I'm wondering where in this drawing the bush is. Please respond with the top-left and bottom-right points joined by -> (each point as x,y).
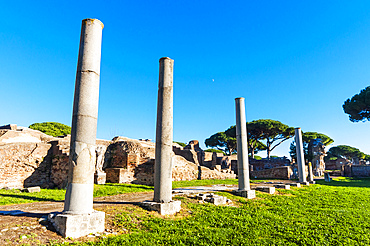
29,122 -> 71,137
204,149 -> 225,155
173,141 -> 187,147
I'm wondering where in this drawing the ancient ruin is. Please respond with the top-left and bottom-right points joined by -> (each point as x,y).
234,97 -> 255,199
49,18 -> 105,238
295,128 -> 309,185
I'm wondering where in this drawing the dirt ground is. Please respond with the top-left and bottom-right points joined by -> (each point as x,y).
0,192 -> 154,245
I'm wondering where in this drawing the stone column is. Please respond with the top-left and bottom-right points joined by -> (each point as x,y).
295,127 -> 307,184
142,57 -> 180,215
154,57 -> 174,203
49,18 -> 105,238
234,97 -> 255,199
308,162 -> 315,184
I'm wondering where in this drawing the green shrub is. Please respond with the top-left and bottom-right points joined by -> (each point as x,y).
29,122 -> 71,137
173,141 -> 187,147
204,149 -> 225,155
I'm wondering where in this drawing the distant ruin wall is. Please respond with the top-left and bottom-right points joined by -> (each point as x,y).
249,158 -> 290,171
250,166 -> 293,180
351,165 -> 370,177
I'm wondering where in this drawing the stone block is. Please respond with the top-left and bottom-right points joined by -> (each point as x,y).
48,210 -> 105,238
141,200 -> 181,215
255,186 -> 275,194
300,181 -> 310,186
309,181 -> 316,184
22,186 -> 41,193
234,189 -> 256,199
274,184 -> 290,190
204,195 -> 227,205
94,172 -> 106,184
289,183 -> 301,188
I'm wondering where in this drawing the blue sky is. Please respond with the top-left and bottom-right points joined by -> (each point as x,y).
1,1 -> 370,157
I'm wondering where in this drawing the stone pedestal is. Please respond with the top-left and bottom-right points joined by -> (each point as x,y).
94,172 -> 106,184
300,181 -> 310,186
289,183 -> 301,188
234,189 -> 256,199
255,186 -> 275,194
309,181 -> 316,184
49,210 -> 105,238
274,184 -> 290,190
141,200 -> 181,215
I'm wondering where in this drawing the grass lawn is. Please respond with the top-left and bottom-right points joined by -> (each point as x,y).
51,177 -> 369,245
0,179 -> 262,205
2,178 -> 370,245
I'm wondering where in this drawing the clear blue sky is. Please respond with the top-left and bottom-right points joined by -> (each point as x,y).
1,1 -> 370,158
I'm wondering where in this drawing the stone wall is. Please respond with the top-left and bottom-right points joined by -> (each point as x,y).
350,165 -> 370,177
249,158 -> 290,171
250,166 -> 293,179
0,142 -> 52,188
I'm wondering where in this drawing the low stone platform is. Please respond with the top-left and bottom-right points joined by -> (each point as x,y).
289,183 -> 301,188
141,200 -> 181,215
274,184 -> 290,190
255,186 -> 275,194
48,210 -> 105,238
233,189 -> 256,199
300,181 -> 310,186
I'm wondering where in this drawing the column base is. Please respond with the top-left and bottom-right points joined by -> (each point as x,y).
289,183 -> 301,188
274,184 -> 290,190
233,189 -> 256,199
300,181 -> 310,186
141,200 -> 181,215
255,186 -> 275,194
48,210 -> 105,238
309,181 -> 316,184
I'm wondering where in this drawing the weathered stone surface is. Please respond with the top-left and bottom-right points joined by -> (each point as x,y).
250,166 -> 293,180
49,210 -> 105,238
255,186 -> 275,194
141,200 -> 181,215
234,189 -> 256,199
0,142 -> 52,189
273,184 -> 290,190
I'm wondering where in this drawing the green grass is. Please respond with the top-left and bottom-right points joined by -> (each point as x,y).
0,183 -> 154,205
55,177 -> 370,246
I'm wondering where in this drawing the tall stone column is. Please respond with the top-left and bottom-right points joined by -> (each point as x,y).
142,57 -> 181,215
154,57 -> 174,203
49,18 -> 105,238
234,98 -> 255,199
295,127 -> 307,184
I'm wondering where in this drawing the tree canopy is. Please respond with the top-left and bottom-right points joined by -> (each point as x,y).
343,86 -> 370,122
290,131 -> 334,162
248,119 -> 294,159
225,124 -> 266,158
205,131 -> 236,155
29,122 -> 71,137
205,119 -> 291,158
327,145 -> 365,162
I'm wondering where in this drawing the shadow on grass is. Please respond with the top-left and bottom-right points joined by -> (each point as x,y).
316,178 -> 370,188
0,194 -> 63,203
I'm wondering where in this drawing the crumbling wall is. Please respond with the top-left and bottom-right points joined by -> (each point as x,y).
0,142 -> 52,188
250,166 -> 293,179
249,158 -> 290,171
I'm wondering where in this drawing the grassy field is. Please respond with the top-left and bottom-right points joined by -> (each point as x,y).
2,178 -> 370,245
48,177 -> 369,246
0,179 -> 262,205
